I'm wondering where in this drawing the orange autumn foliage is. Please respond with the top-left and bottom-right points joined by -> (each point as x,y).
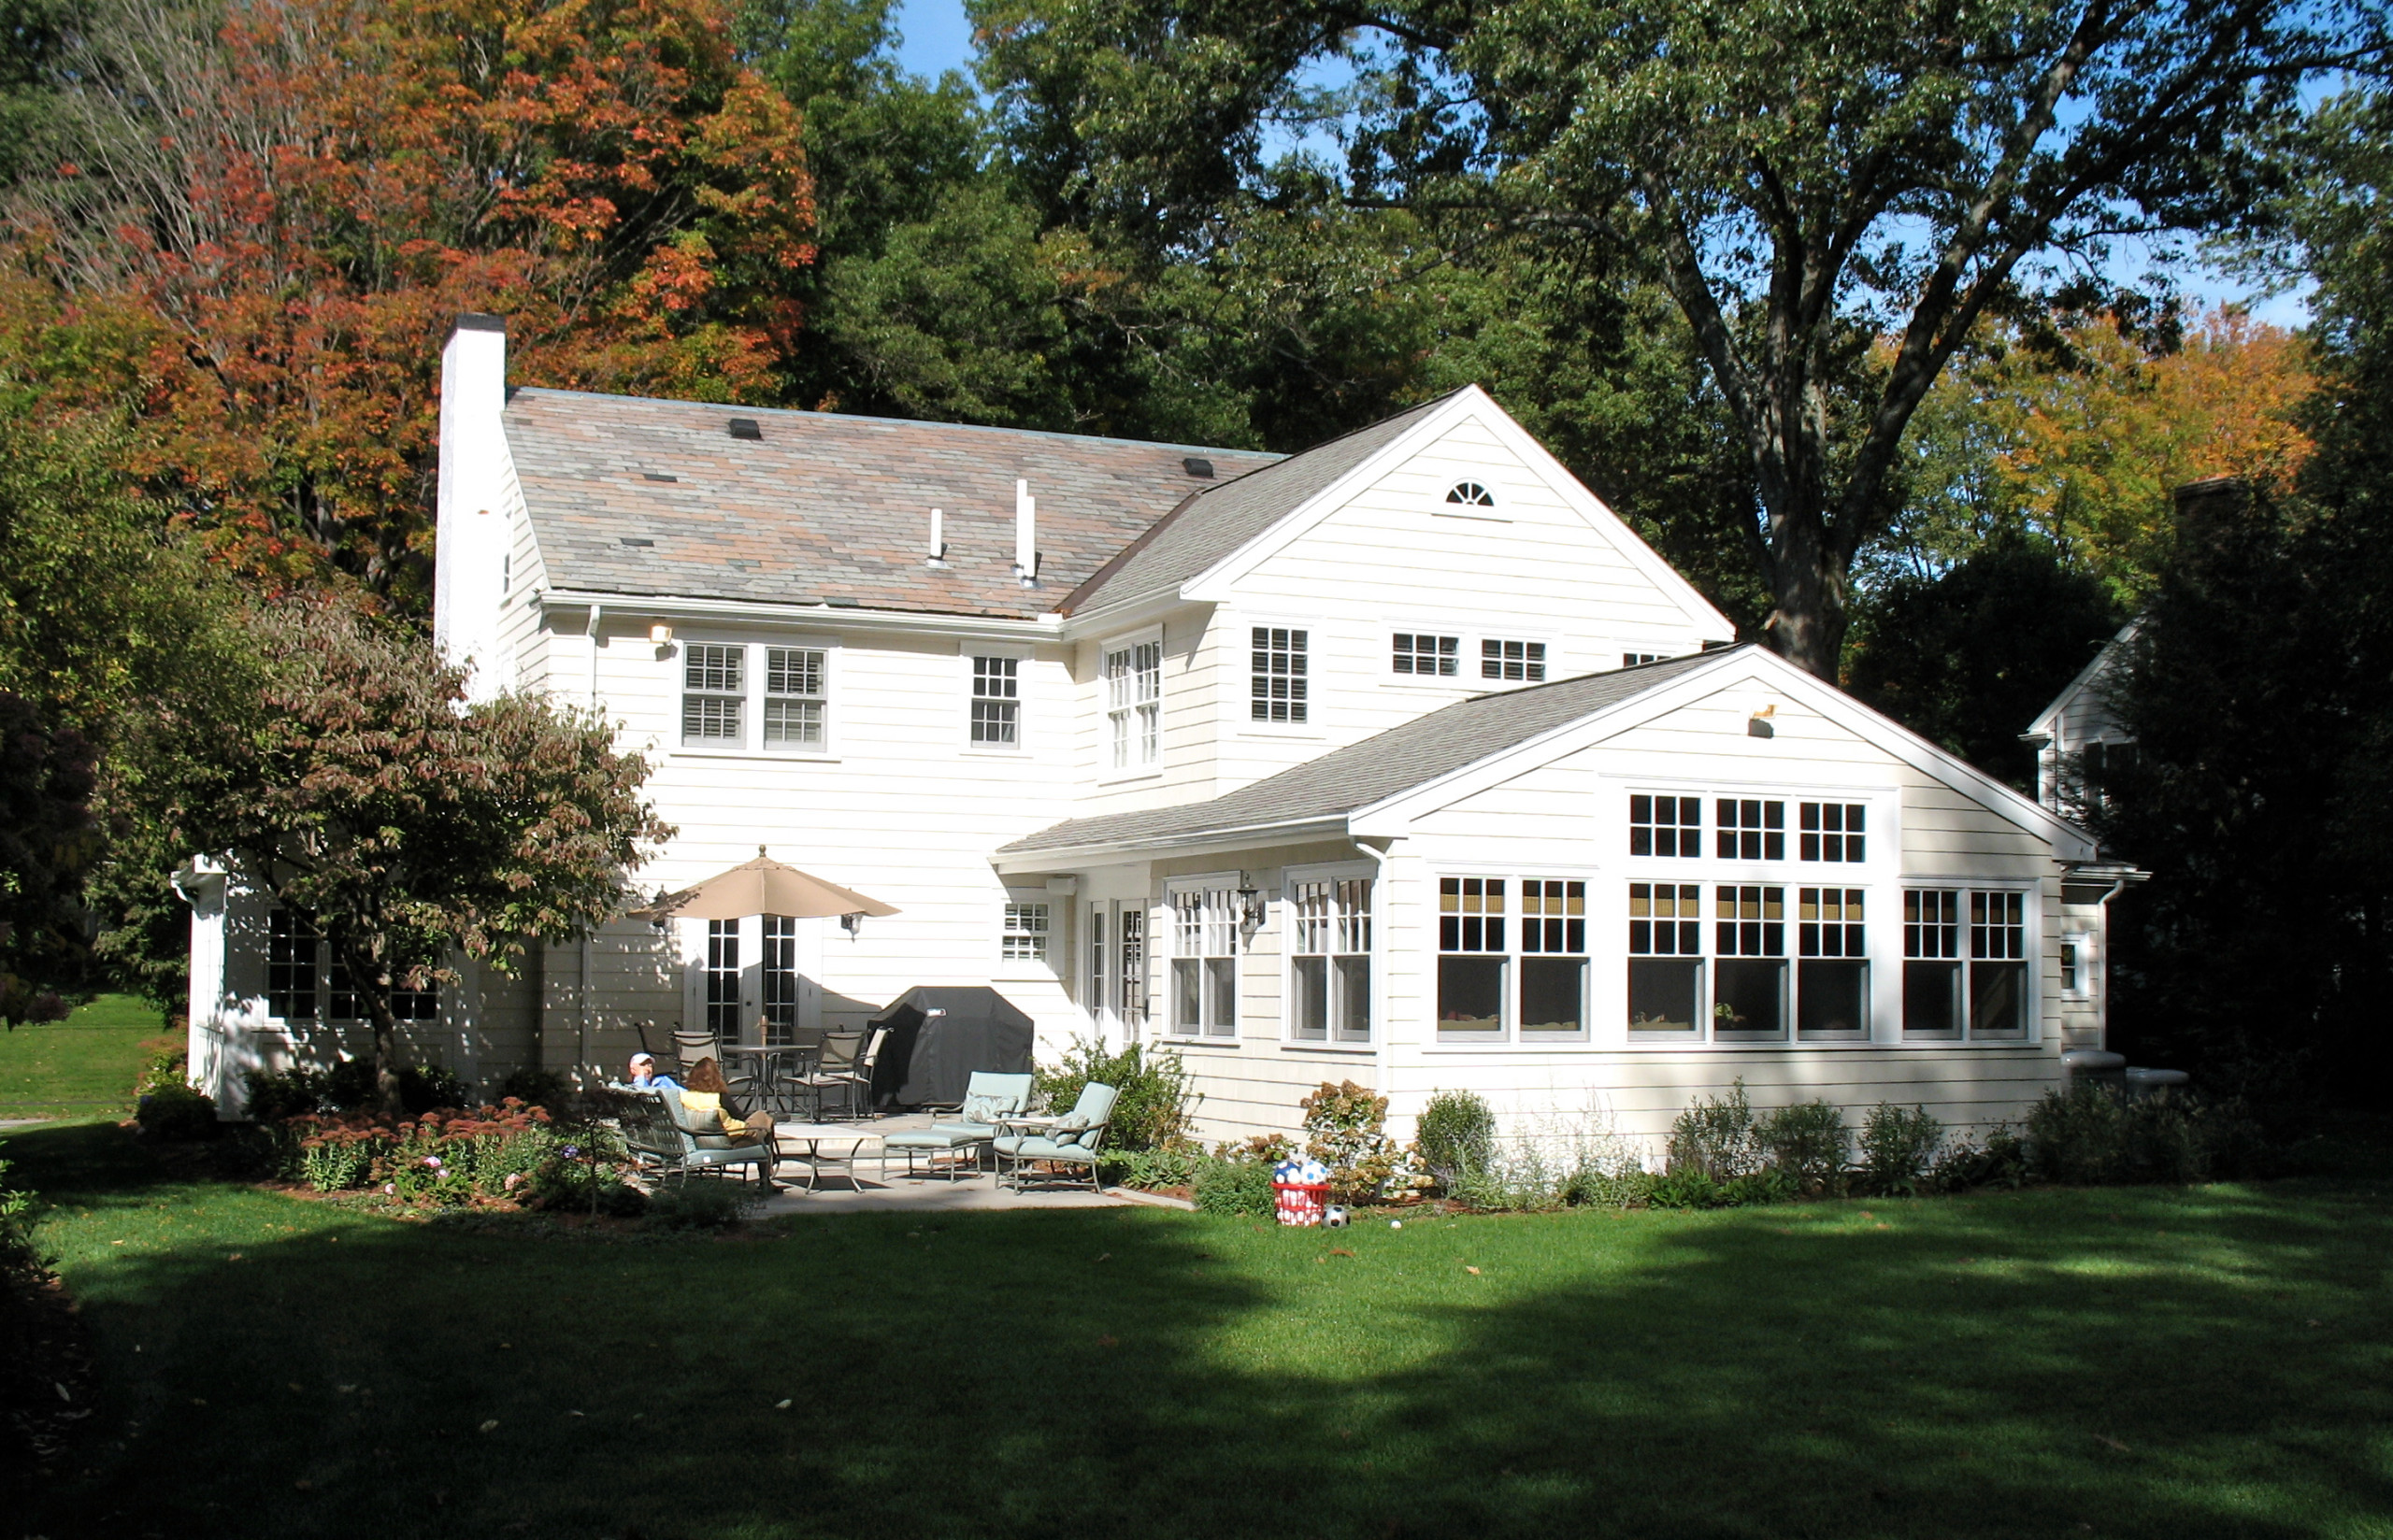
4,0 -> 813,606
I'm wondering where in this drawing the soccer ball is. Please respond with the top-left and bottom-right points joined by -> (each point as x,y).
1324,1206 -> 1349,1228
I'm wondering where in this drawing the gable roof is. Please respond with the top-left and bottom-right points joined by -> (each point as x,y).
502,389 -> 1278,620
2027,620 -> 2140,738
998,649 -> 1726,857
1057,392 -> 1462,617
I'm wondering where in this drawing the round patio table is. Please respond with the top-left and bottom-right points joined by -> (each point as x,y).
718,1044 -> 816,1115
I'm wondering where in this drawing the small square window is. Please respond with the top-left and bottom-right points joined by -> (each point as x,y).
1630,793 -> 1702,858
1393,633 -> 1459,677
1714,798 -> 1785,861
1002,902 -> 1051,963
1798,802 -> 1867,863
1481,638 -> 1546,682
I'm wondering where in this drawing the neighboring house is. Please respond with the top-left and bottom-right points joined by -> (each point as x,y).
184,316 -> 2133,1147
2024,621 -> 2140,818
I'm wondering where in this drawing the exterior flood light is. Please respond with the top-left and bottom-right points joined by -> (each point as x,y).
649,622 -> 674,644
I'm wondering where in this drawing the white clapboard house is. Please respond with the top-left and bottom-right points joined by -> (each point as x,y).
181,316 -> 2136,1145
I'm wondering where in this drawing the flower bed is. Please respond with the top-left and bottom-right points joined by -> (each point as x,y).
273,1099 -> 639,1212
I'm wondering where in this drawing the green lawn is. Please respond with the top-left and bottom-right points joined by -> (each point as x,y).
0,993 -> 172,1122
7,1114 -> 2392,1540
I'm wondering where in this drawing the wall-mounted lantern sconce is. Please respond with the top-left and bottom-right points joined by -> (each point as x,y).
1236,880 -> 1267,936
839,910 -> 867,940
649,622 -> 675,645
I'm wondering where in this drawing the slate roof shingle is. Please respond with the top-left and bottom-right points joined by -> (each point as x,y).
502,390 -> 1281,620
999,649 -> 1733,856
1058,391 -> 1461,617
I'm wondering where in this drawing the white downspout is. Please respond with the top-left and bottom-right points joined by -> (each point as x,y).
1357,838 -> 1395,1109
580,600 -> 602,1081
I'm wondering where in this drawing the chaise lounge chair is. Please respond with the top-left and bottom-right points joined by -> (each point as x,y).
993,1081 -> 1117,1193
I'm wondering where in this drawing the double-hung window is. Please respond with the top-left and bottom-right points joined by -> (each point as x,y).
1712,884 -> 1786,1038
970,655 -> 1021,748
1481,638 -> 1546,682
765,648 -> 826,749
1169,887 -> 1238,1036
1903,889 -> 2028,1038
1393,633 -> 1459,677
1627,882 -> 1703,1034
1519,880 -> 1588,1036
1251,627 -> 1308,723
682,644 -> 745,746
1436,877 -> 1507,1037
1002,901 -> 1051,965
1437,876 -> 1591,1040
267,911 -> 318,1020
1104,639 -> 1162,770
326,956 -> 437,1022
1798,888 -> 1868,1038
1290,877 -> 1372,1043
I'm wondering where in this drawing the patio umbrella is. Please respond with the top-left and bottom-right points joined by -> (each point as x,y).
642,848 -> 900,922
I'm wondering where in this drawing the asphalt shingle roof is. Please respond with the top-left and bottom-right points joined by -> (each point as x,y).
503,390 -> 1280,619
1058,392 -> 1460,616
1000,649 -> 1732,856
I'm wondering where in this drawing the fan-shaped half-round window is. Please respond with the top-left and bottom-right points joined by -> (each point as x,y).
1445,480 -> 1496,507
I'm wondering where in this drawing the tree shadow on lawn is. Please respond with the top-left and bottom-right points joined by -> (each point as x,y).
17,1130 -> 2393,1540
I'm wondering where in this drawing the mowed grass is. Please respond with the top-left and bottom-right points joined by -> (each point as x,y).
8,1114 -> 2393,1540
0,993 -> 171,1121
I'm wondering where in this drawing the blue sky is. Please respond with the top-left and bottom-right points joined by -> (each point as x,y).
885,0 -> 2305,326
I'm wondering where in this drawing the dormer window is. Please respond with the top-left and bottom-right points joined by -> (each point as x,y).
1445,480 -> 1496,507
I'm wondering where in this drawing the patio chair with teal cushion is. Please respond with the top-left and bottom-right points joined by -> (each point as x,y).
994,1081 -> 1118,1193
623,1086 -> 780,1190
881,1071 -> 1034,1181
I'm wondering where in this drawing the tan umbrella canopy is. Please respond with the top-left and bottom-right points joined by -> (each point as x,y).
642,848 -> 900,922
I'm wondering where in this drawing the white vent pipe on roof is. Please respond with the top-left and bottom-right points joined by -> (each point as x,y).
1014,478 -> 1037,581
928,506 -> 946,564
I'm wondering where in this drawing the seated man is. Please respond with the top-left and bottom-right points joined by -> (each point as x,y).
625,1053 -> 681,1092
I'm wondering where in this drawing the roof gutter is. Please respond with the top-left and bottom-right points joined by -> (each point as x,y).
991,815 -> 1354,874
541,588 -> 1064,644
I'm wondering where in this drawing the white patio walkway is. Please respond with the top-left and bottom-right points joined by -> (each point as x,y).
746,1110 -> 1190,1216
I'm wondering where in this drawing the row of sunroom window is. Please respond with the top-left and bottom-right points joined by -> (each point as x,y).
1147,876 -> 2042,1045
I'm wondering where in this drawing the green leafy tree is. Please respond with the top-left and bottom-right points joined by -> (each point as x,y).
973,0 -> 2382,675
171,606 -> 673,1113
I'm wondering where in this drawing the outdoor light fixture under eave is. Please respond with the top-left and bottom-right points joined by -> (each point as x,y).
1236,887 -> 1267,936
649,622 -> 674,645
839,910 -> 867,940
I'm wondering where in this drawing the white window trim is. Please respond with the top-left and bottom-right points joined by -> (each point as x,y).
1432,474 -> 1510,521
1097,625 -> 1166,782
1615,778 -> 1898,879
959,641 -> 1033,756
1424,864 -> 1597,1048
1236,615 -> 1323,737
1471,628 -> 1559,689
668,635 -> 842,761
1382,622 -> 1473,690
996,888 -> 1057,978
1893,877 -> 2042,1047
1163,872 -> 1241,1042
2059,929 -> 2097,1002
1282,860 -> 1379,1048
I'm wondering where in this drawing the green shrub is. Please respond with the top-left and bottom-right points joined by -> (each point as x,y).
1755,1101 -> 1849,1194
0,1151 -> 37,1287
1414,1090 -> 1497,1183
136,1082 -> 219,1140
1102,1144 -> 1200,1191
643,1179 -> 754,1229
245,1059 -> 475,1119
133,1048 -> 190,1099
1646,1168 -> 1799,1209
1667,1081 -> 1761,1179
1301,1080 -> 1411,1203
1856,1104 -> 1945,1196
1035,1036 -> 1196,1151
1193,1157 -> 1274,1218
2024,1080 -> 2266,1185
496,1068 -> 568,1109
1930,1127 -> 2031,1191
244,1066 -> 329,1123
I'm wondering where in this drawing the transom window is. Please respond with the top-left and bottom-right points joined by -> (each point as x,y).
1715,798 -> 1786,861
1630,794 -> 1703,858
765,647 -> 825,749
1393,632 -> 1460,677
1002,902 -> 1051,963
1481,638 -> 1546,682
1903,889 -> 2028,1039
682,644 -> 745,745
1446,480 -> 1496,506
970,655 -> 1021,748
1290,877 -> 1373,1043
1104,639 -> 1162,770
1251,627 -> 1309,723
1169,887 -> 1238,1036
1623,651 -> 1661,667
1799,802 -> 1867,862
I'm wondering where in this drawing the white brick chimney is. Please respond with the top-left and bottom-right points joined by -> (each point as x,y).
433,314 -> 509,699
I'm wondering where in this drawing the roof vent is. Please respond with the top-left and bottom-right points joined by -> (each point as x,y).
620,536 -> 654,548
1182,457 -> 1214,478
825,596 -> 860,608
642,472 -> 679,483
727,418 -> 762,441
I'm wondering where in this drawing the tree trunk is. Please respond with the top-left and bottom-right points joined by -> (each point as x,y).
1768,499 -> 1850,680
337,935 -> 406,1118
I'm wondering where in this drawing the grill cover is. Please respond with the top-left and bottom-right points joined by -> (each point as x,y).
867,986 -> 1037,1108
